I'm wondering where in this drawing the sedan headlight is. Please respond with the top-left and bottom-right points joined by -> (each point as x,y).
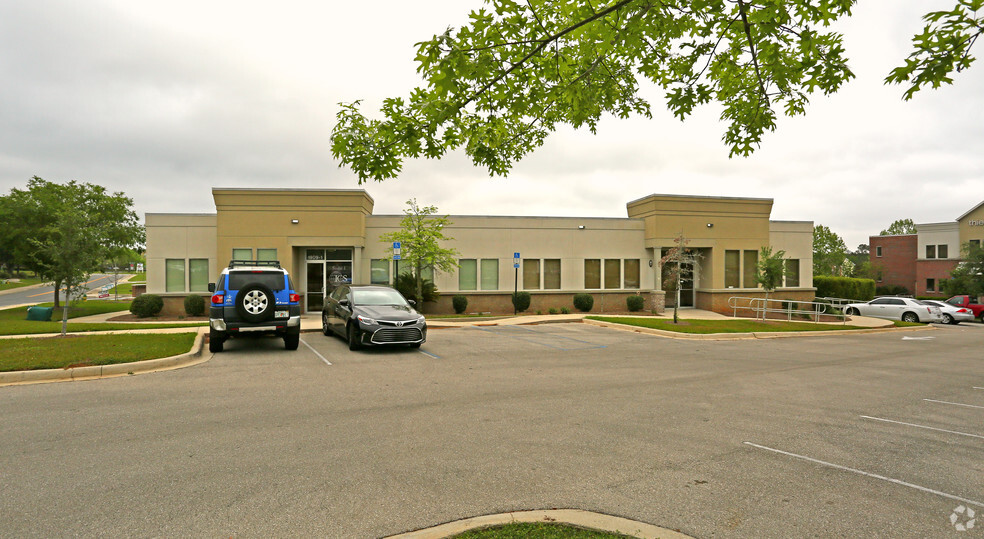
417,316 -> 426,324
357,315 -> 377,326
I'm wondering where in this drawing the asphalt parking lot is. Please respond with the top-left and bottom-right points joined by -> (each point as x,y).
1,322 -> 982,537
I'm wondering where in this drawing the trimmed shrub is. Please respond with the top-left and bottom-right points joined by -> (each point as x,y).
626,295 -> 645,312
814,276 -> 875,301
512,291 -> 531,313
452,294 -> 468,314
573,293 -> 594,312
875,284 -> 910,297
130,294 -> 164,318
548,308 -> 558,315
560,307 -> 570,314
183,294 -> 205,316
395,273 -> 439,305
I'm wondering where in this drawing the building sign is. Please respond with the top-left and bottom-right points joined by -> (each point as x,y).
306,249 -> 325,261
969,219 -> 984,227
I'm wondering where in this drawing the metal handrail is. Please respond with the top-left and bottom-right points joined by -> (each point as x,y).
728,296 -> 848,323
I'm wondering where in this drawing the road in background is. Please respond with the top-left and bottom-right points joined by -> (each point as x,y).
0,273 -> 127,308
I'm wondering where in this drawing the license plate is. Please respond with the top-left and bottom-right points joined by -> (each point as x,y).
275,310 -> 289,319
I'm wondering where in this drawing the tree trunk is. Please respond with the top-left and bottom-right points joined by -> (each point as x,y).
60,283 -> 70,336
415,260 -> 423,310
53,278 -> 62,308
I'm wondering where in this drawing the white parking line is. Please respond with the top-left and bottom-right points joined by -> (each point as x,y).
417,349 -> 439,359
974,387 -> 983,390
300,338 -> 331,366
923,398 -> 984,410
860,415 -> 984,440
744,442 -> 984,508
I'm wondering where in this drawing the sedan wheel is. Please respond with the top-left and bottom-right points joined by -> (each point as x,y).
901,312 -> 919,323
347,324 -> 362,351
943,313 -> 955,325
322,314 -> 331,336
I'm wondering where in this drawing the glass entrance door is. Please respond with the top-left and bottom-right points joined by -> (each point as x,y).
307,262 -> 324,312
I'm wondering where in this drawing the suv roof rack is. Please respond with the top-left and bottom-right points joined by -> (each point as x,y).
228,260 -> 282,269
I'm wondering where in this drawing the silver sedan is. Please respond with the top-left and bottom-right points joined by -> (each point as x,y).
843,297 -> 944,323
921,299 -> 975,324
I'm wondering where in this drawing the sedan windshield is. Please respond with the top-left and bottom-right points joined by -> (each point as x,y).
351,288 -> 408,306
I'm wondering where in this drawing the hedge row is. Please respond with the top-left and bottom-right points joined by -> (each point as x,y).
814,276 -> 875,301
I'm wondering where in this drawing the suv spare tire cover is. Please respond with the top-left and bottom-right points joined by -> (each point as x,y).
235,282 -> 276,323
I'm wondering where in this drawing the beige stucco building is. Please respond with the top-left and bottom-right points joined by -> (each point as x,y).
145,189 -> 815,314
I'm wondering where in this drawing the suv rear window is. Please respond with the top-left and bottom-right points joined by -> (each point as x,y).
229,271 -> 286,291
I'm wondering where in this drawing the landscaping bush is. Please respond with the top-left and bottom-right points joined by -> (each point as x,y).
548,308 -> 558,315
560,307 -> 570,314
814,276 -> 875,301
130,294 -> 164,318
183,294 -> 205,316
512,291 -> 531,313
452,295 -> 468,314
395,273 -> 439,305
573,293 -> 594,312
875,284 -> 910,297
626,295 -> 645,312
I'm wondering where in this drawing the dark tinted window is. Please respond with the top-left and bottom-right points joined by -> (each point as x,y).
229,271 -> 286,291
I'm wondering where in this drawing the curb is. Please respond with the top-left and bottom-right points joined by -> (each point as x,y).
385,509 -> 693,539
583,318 -> 935,340
0,328 -> 208,387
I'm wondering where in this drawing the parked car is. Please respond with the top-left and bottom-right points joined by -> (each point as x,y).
920,299 -> 975,325
208,260 -> 301,353
322,285 -> 426,350
843,297 -> 944,323
944,295 -> 984,322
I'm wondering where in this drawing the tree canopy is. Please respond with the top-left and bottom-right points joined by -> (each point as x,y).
879,218 -> 916,235
332,0 -> 983,183
813,224 -> 847,276
0,177 -> 144,318
379,199 -> 460,305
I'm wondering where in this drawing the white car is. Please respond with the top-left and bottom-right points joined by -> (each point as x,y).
920,299 -> 975,325
843,297 -> 944,323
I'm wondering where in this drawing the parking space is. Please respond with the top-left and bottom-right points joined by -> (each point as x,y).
2,321 -> 982,537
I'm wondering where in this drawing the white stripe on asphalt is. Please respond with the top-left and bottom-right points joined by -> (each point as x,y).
300,338 -> 331,366
743,442 -> 984,508
417,349 -> 439,359
860,415 -> 984,440
923,398 -> 984,410
974,387 -> 983,390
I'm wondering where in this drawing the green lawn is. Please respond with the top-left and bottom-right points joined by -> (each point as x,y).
0,333 -> 198,372
589,316 -> 869,334
128,272 -> 146,283
0,278 -> 44,292
105,282 -> 133,295
452,523 -> 633,538
0,302 -> 205,336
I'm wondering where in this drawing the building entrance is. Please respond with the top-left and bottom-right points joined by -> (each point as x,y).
304,248 -> 353,312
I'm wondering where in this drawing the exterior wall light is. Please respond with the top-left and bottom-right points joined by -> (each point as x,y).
291,219 -> 299,224
706,223 -> 713,228
578,225 -> 585,230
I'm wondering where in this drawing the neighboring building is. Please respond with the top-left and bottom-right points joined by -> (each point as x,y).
869,200 -> 984,297
145,189 -> 815,315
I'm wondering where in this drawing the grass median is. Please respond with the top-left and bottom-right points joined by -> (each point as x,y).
0,332 -> 199,372
452,522 -> 633,538
0,301 -> 206,336
588,316 -> 870,334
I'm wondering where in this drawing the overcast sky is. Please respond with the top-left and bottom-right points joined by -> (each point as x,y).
1,0 -> 982,249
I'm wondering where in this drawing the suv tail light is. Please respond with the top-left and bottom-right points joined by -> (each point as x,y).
211,294 -> 225,305
289,293 -> 300,302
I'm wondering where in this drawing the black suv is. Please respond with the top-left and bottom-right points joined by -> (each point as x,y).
208,260 -> 301,353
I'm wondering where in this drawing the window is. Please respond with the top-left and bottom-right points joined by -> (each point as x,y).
604,259 -> 621,289
584,259 -> 601,289
725,250 -> 740,288
523,259 -> 540,289
875,246 -> 882,257
743,250 -> 759,288
624,259 -> 640,289
544,259 -> 561,289
784,259 -> 800,287
480,259 -> 498,290
938,244 -> 948,258
926,245 -> 936,259
926,278 -> 935,292
256,248 -> 277,261
189,259 -> 209,292
232,248 -> 251,261
370,259 -> 390,285
458,259 -> 477,291
876,270 -> 883,282
165,259 -> 185,292
972,240 -> 981,249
